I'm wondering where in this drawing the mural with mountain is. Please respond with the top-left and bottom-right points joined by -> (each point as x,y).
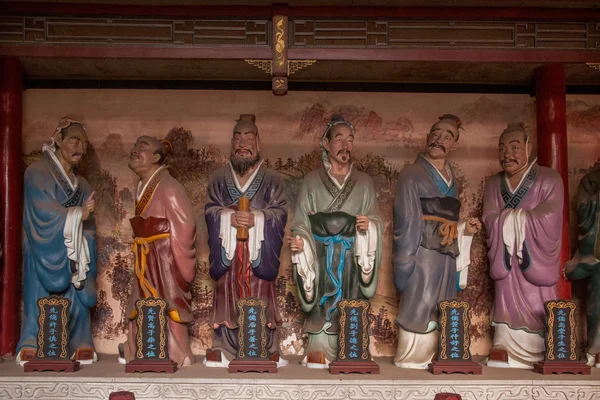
21,90 -> 600,357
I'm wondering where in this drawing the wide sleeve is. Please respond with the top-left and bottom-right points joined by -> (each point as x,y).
251,173 -> 288,282
290,177 -> 319,311
520,171 -> 563,287
356,174 -> 382,299
392,169 -> 424,293
23,166 -> 75,294
482,175 -> 512,282
204,173 -> 232,281
164,181 -> 197,284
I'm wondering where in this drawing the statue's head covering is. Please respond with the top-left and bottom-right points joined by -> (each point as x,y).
431,114 -> 464,139
500,121 -> 530,144
233,114 -> 258,136
320,115 -> 354,162
43,116 -> 86,153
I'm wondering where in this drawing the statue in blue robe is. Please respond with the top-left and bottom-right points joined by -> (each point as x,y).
16,118 -> 97,365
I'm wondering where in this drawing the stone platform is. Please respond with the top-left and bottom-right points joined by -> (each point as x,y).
1,355 -> 599,400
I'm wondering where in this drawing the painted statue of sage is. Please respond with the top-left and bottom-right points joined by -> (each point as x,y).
204,114 -> 288,368
17,118 -> 98,365
483,122 -> 563,369
119,136 -> 197,367
289,115 -> 383,368
566,166 -> 600,367
392,114 -> 480,369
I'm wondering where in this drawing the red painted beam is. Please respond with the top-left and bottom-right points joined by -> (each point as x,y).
0,2 -> 272,18
0,57 -> 23,357
0,45 -> 272,60
288,48 -> 600,63
535,64 -> 571,300
2,2 -> 600,21
2,45 -> 600,64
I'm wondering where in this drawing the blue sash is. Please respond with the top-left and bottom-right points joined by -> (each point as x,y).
313,234 -> 355,321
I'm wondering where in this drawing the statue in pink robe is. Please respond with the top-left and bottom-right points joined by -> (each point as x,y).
483,122 -> 563,369
119,136 -> 197,367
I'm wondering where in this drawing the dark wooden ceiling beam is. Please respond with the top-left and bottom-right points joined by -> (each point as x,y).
2,2 -> 600,21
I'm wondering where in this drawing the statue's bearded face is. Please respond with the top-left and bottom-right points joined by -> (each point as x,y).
498,130 -> 530,175
323,124 -> 354,165
230,126 -> 260,176
425,120 -> 458,160
56,125 -> 89,167
129,136 -> 160,173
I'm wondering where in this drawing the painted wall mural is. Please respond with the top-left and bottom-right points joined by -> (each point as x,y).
21,89 -> 600,357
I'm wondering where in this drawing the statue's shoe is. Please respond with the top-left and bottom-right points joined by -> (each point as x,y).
16,348 -> 36,366
302,351 -> 329,369
118,343 -> 126,365
203,349 -> 230,368
73,347 -> 97,365
270,351 -> 289,368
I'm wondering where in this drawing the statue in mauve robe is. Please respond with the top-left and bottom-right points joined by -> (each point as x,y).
483,122 -> 563,369
204,115 -> 288,368
393,114 -> 480,369
119,136 -> 197,367
289,115 -> 383,368
17,118 -> 98,365
566,166 -> 600,367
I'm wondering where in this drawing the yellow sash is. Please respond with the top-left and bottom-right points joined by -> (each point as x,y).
422,215 -> 458,247
130,233 -> 183,323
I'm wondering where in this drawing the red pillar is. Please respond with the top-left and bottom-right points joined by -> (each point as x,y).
0,57 -> 23,357
535,64 -> 570,300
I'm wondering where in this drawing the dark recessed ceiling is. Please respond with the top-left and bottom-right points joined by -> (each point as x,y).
5,0 -> 600,7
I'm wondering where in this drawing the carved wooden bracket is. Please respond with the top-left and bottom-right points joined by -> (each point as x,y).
245,13 -> 315,95
587,62 -> 600,71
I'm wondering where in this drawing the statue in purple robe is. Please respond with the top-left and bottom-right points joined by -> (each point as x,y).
289,115 -> 383,368
483,122 -> 563,369
204,114 -> 288,368
393,114 -> 480,369
17,118 -> 97,365
566,166 -> 600,367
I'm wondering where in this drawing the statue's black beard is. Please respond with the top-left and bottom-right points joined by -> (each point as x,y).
230,152 -> 261,176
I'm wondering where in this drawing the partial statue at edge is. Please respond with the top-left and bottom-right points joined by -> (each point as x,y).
392,114 -> 480,369
289,115 -> 383,368
483,122 -> 563,369
567,165 -> 600,367
204,114 -> 288,368
17,117 -> 98,365
120,136 -> 197,367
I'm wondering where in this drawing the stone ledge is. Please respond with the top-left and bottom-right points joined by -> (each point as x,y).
1,355 -> 599,400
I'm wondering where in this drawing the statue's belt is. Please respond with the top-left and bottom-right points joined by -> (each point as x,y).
130,233 -> 182,323
422,215 -> 458,247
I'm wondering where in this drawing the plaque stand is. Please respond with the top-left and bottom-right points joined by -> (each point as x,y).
533,361 -> 591,375
125,359 -> 177,374
428,360 -> 482,375
329,360 -> 380,374
228,359 -> 277,373
24,359 -> 80,373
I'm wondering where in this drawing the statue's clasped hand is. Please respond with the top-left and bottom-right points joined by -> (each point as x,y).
288,235 -> 304,253
231,211 -> 255,228
465,217 -> 482,236
356,215 -> 369,234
